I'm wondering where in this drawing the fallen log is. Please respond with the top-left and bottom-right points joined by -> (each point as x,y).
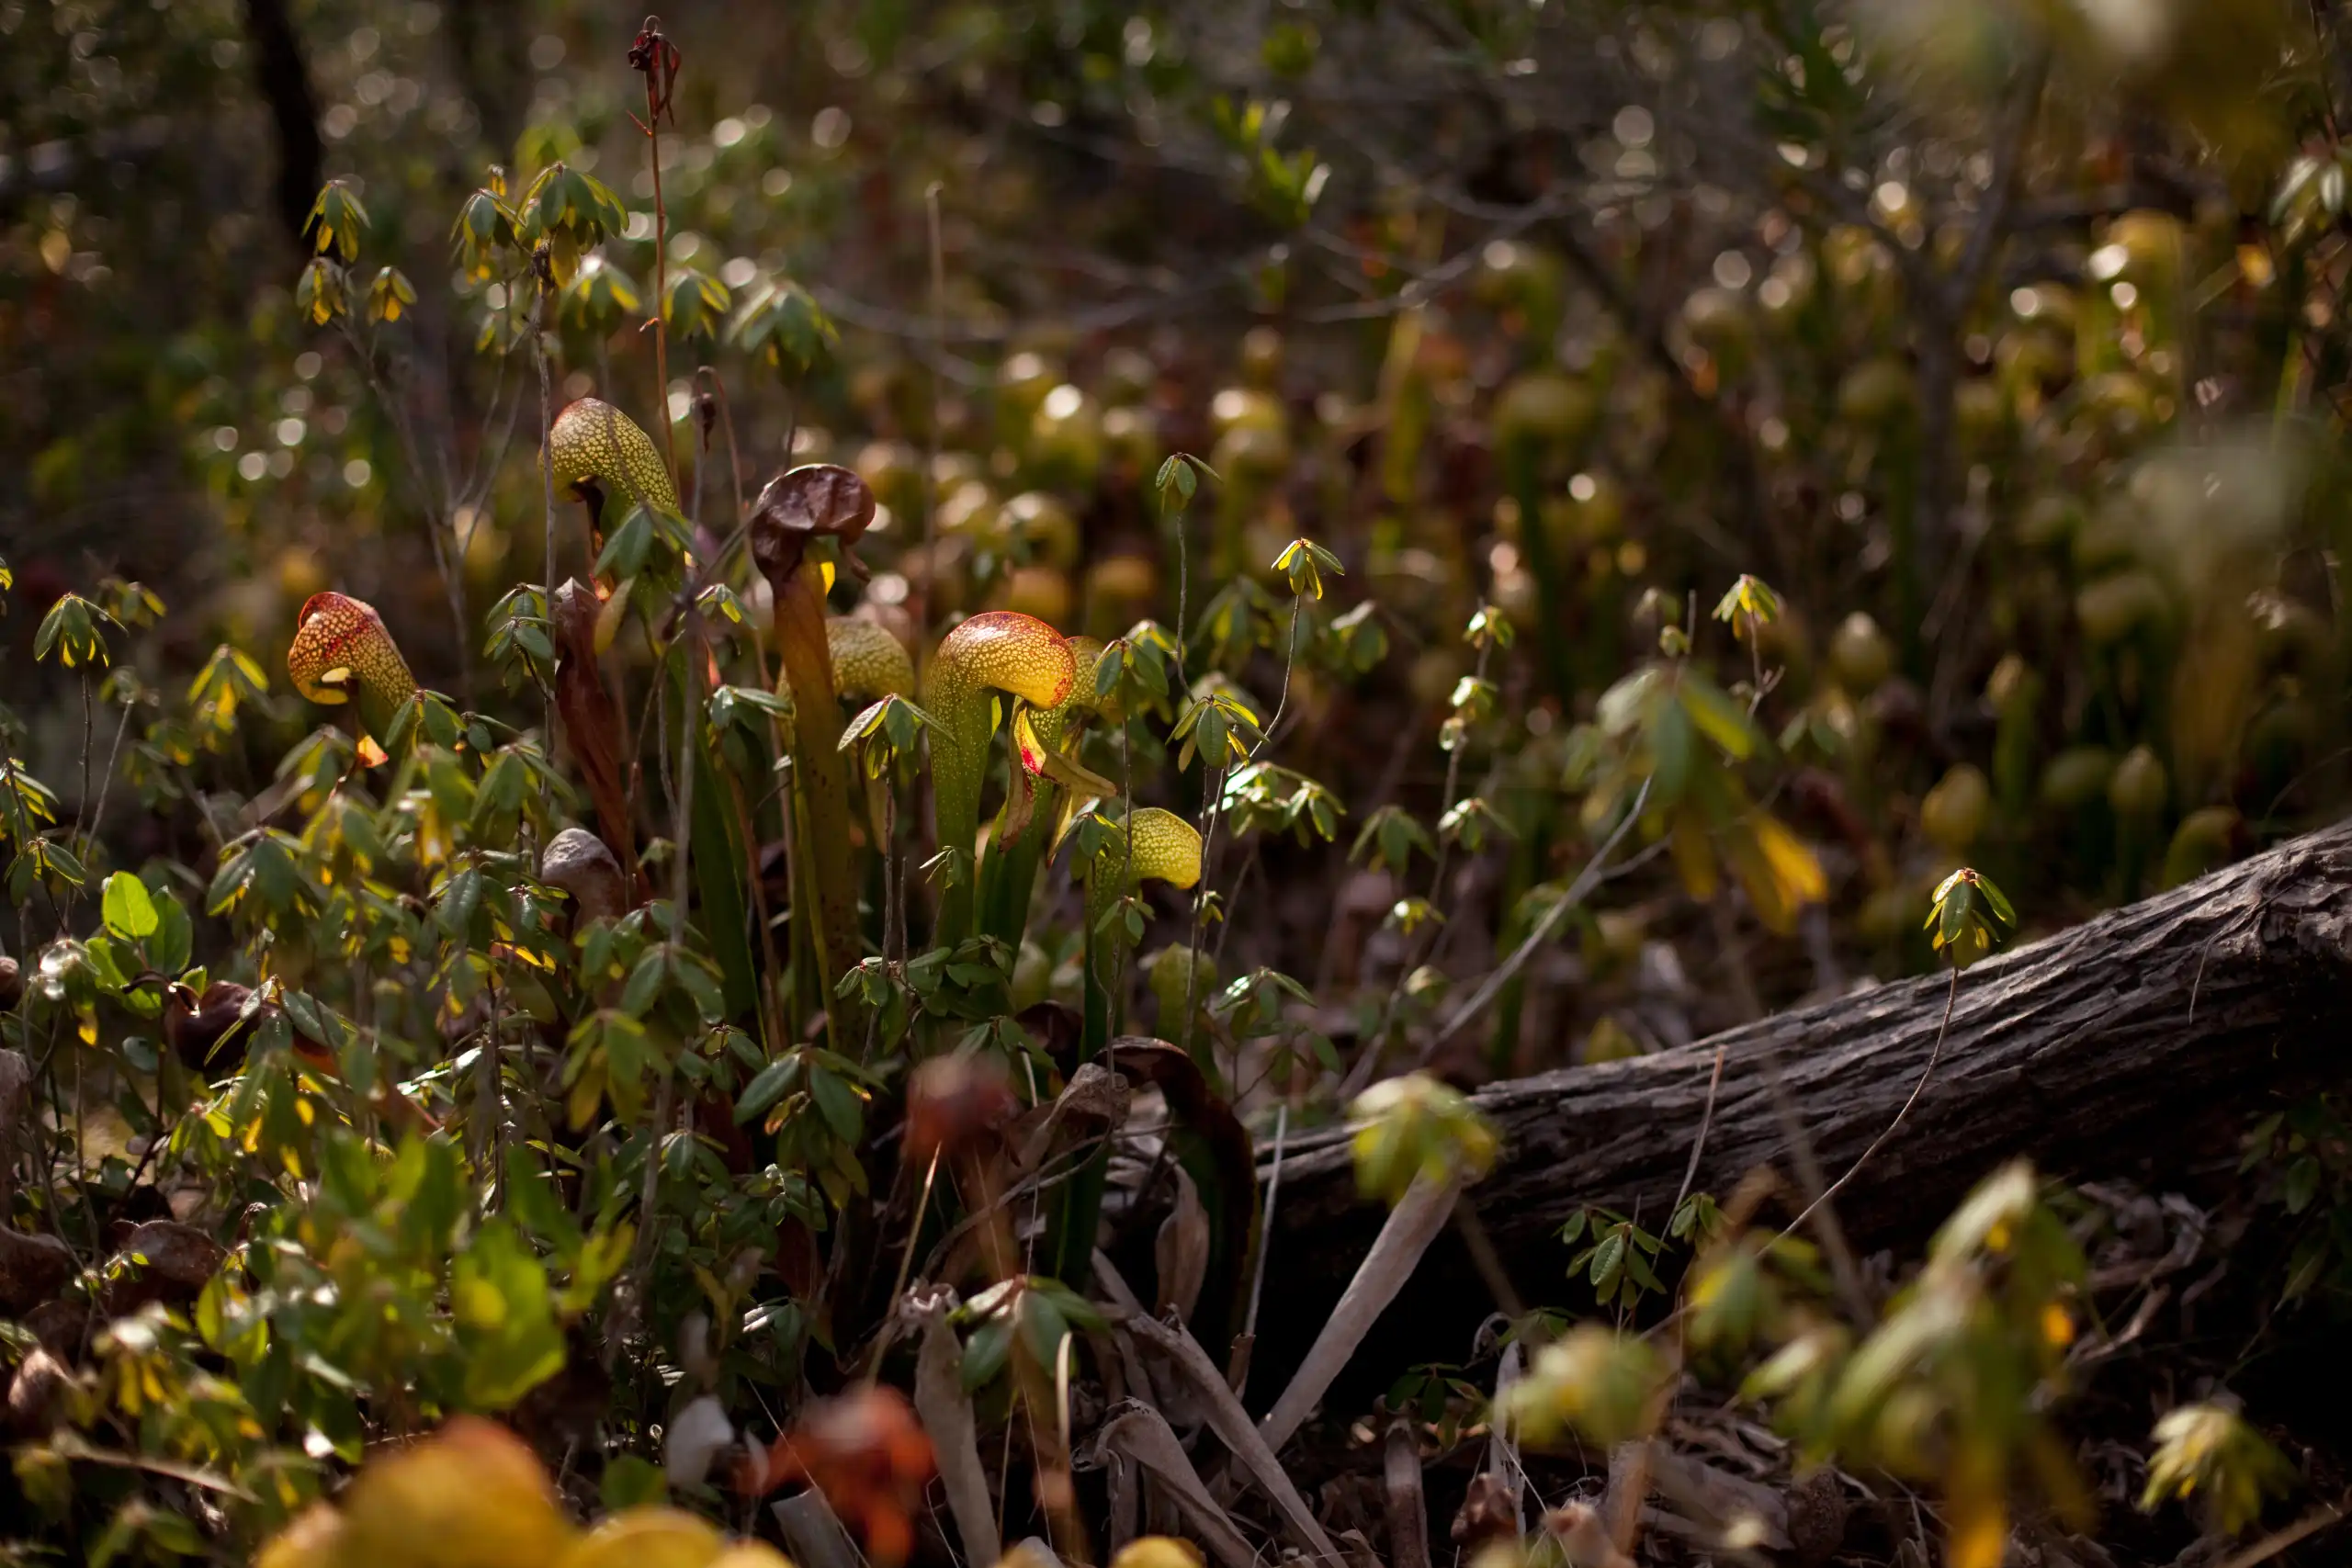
1254,819 -> 2352,1399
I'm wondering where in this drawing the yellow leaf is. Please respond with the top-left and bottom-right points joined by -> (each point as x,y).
708,1550 -> 797,1568
1948,1495 -> 2006,1568
1668,813 -> 1719,903
558,1507 -> 726,1568
1728,812 -> 1827,933
568,1056 -> 607,1129
2042,1303 -> 2074,1347
1109,1541 -> 1205,1568
1946,1441 -> 2009,1568
339,1417 -> 578,1568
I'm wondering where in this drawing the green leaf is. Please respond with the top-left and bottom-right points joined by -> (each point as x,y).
436,866 -> 484,940
503,1146 -> 584,1253
150,893 -> 193,976
34,592 -> 117,669
961,1318 -> 1012,1391
102,871 -> 159,940
451,1218 -> 567,1411
736,1057 -> 797,1124
1589,1230 -> 1627,1292
1678,675 -> 1758,761
601,1454 -> 668,1512
809,1067 -> 865,1144
1019,1291 -> 1073,1372
1648,697 -> 1695,803
305,179 -> 371,261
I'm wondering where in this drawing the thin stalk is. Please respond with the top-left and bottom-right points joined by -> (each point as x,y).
1502,437 -> 1573,701
869,1147 -> 942,1382
1179,590 -> 1303,1076
1779,959 -> 1962,1246
1177,763 -> 1226,1077
338,316 -> 475,704
1365,629 -> 1495,1077
918,183 -> 946,683
640,54 -> 677,483
1235,1100 -> 1288,1393
534,279 -> 560,759
1409,776 -> 1654,1069
1171,494 -> 1191,687
611,1075 -> 675,1373
72,695 -> 132,910
727,764 -> 786,1057
669,635 -> 698,944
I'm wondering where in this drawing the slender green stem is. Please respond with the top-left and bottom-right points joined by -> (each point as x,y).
1779,959 -> 1962,1247
1180,592 -> 1302,1073
1503,435 -> 1572,702
642,63 -> 676,484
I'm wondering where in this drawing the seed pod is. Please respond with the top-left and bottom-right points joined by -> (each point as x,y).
1102,403 -> 1159,468
2075,570 -> 2169,647
1828,612 -> 1894,695
1920,763 -> 1992,854
1836,358 -> 1914,426
2163,807 -> 2241,887
1028,383 -> 1102,489
2108,744 -> 2168,824
992,567 -> 1073,633
1954,378 -> 2009,448
853,439 -> 923,518
2041,745 -> 2117,810
1239,324 -> 1285,388
1082,555 -> 1159,639
1494,370 -> 1598,451
1210,421 -> 1291,485
2075,370 -> 2158,441
994,350 -> 1062,438
1680,287 -> 1756,380
1002,491 -> 1081,570
2016,492 -> 2083,551
1208,386 -> 1285,440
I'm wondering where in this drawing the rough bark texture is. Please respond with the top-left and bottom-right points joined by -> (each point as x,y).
1256,820 -> 2352,1397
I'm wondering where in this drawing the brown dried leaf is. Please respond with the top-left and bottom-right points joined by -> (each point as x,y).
910,1287 -> 1000,1568
1121,1312 -> 1345,1567
1385,1420 -> 1433,1568
0,1227 -> 74,1317
541,828 -> 628,926
1257,1172 -> 1459,1461
6,1348 -> 72,1438
552,578 -> 639,891
1153,1164 -> 1210,1325
100,1220 -> 225,1314
1090,1402 -> 1261,1568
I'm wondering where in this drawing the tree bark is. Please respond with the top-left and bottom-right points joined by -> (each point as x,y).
1255,820 -> 2352,1395
242,0 -> 322,251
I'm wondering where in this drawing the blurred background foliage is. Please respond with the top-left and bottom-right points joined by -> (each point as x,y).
11,1 -> 2352,1561
11,0 -> 2352,1054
